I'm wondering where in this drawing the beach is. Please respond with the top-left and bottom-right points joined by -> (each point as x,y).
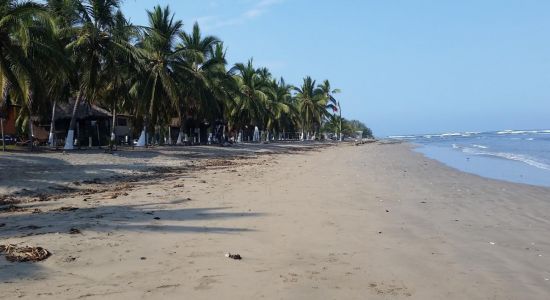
1,143 -> 549,299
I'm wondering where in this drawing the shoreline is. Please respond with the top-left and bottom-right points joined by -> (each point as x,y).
410,142 -> 550,188
400,130 -> 550,188
1,143 -> 549,299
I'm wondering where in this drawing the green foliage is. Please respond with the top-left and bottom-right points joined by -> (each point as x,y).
1,1 -> 369,143
323,116 -> 374,139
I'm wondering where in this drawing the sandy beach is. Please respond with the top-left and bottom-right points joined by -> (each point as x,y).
1,143 -> 549,299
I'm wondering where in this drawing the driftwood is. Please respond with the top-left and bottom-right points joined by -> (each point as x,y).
0,244 -> 51,262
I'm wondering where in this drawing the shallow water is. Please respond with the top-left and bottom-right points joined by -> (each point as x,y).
389,130 -> 550,187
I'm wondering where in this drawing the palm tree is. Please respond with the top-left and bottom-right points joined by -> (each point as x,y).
63,0 -> 137,150
97,10 -> 138,148
205,43 -> 240,141
13,18 -> 59,151
2,2 -> 349,150
318,79 -> 341,140
0,1 -> 50,149
135,5 -> 182,147
45,0 -> 79,147
173,22 -> 220,144
264,78 -> 290,141
293,76 -> 327,140
3,1 -> 70,150
229,59 -> 270,137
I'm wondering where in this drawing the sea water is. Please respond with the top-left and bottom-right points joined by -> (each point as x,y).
389,130 -> 550,187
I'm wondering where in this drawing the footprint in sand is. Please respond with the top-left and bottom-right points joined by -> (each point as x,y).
369,282 -> 412,297
194,276 -> 219,290
280,273 -> 299,283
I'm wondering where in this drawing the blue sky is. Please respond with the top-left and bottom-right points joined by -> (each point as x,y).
121,0 -> 550,136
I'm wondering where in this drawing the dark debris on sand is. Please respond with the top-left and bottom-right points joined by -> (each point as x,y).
69,228 -> 82,234
0,205 -> 27,213
0,244 -> 51,262
226,253 -> 242,260
53,206 -> 79,212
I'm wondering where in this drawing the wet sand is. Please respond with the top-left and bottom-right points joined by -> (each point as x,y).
1,143 -> 549,299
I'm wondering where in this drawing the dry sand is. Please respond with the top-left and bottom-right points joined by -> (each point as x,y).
1,143 -> 549,299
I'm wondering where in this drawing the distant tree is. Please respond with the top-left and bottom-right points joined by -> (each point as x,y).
322,117 -> 374,139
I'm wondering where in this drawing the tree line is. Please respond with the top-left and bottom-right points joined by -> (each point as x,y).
0,0 -> 373,149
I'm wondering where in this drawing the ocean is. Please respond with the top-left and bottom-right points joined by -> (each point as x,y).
389,130 -> 550,187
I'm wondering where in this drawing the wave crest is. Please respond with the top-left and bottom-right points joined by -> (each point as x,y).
461,148 -> 550,171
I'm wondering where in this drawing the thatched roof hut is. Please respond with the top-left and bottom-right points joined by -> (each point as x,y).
54,100 -> 111,121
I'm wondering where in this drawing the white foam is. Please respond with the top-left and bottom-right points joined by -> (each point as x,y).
388,135 -> 416,140
472,144 -> 488,149
440,132 -> 462,137
497,129 -> 549,135
462,148 -> 550,171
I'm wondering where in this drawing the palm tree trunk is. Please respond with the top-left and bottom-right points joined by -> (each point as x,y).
26,89 -> 35,151
0,82 -> 8,109
48,100 -> 57,147
109,103 -> 116,151
0,90 -> 9,151
111,103 -> 116,142
27,111 -> 34,152
177,114 -> 184,145
177,124 -> 184,144
64,91 -> 83,150
136,118 -> 147,147
1,81 -> 9,151
1,117 -> 5,152
339,104 -> 342,141
265,125 -> 271,143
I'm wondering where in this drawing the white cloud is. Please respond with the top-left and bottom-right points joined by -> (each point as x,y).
197,0 -> 284,30
244,0 -> 283,18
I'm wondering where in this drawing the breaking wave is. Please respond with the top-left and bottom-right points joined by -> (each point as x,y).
497,129 -> 550,135
461,147 -> 550,171
388,135 -> 417,140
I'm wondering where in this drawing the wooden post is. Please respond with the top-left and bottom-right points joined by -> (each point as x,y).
96,121 -> 101,148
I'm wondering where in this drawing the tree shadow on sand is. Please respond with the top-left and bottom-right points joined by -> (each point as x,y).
0,143 -> 328,196
0,260 -> 47,284
0,202 -> 263,281
1,202 -> 262,239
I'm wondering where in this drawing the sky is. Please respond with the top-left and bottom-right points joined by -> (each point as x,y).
121,0 -> 550,137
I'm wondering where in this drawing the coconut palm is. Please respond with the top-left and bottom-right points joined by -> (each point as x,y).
96,10 -> 138,147
135,5 -> 182,146
2,1 -> 71,150
63,0 -> 138,149
207,43 -> 237,114
203,43 -> 240,141
14,16 -> 67,151
1,0 -> 46,100
264,78 -> 290,140
293,76 -> 328,140
45,0 -> 80,147
269,78 -> 297,138
0,1 -> 49,136
318,79 -> 341,139
173,22 -> 221,143
1,1 -> 355,149
229,59 -> 270,133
